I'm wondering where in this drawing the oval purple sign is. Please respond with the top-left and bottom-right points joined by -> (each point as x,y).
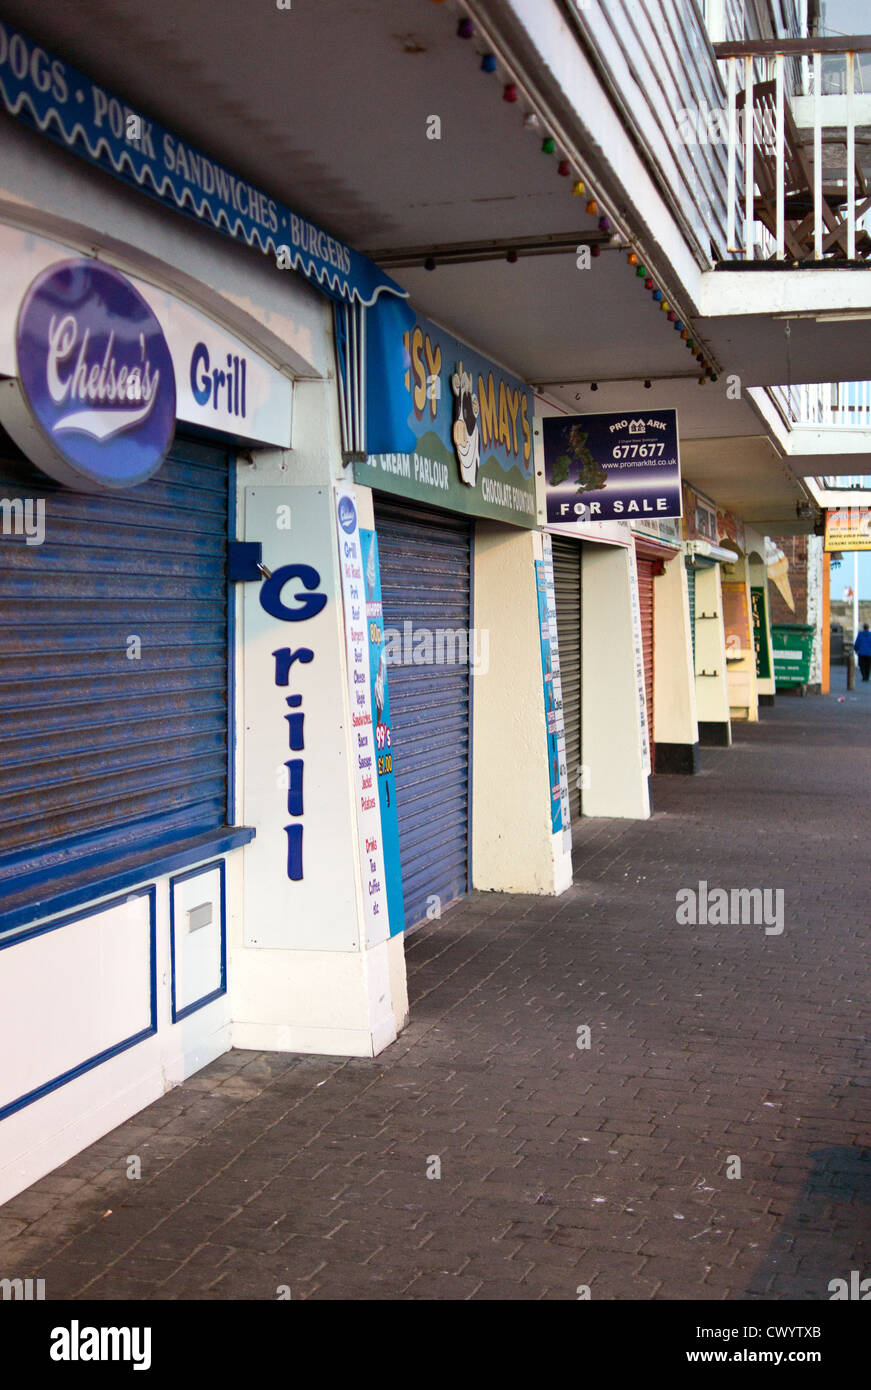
16,259 -> 176,489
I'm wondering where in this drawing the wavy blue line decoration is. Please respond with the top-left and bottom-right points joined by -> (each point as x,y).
0,19 -> 408,309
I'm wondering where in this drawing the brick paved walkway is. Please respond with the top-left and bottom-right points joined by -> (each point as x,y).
1,684 -> 869,1300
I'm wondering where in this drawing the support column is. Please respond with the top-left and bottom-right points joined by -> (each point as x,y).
748,548 -> 776,707
653,553 -> 699,773
581,544 -> 650,819
822,552 -> 831,696
722,555 -> 759,721
695,565 -> 732,746
472,523 -> 572,895
230,382 -> 408,1058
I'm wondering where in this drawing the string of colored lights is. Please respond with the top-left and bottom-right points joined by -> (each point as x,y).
435,0 -> 719,384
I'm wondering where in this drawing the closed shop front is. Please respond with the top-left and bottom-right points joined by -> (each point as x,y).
686,561 -> 697,665
373,497 -> 473,931
357,310 -> 538,929
0,19 -> 433,1205
551,537 -> 582,819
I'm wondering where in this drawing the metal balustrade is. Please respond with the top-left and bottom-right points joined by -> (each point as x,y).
715,38 -> 871,261
769,381 -> 871,428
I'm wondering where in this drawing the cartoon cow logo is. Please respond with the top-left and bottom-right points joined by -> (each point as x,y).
451,361 -> 480,487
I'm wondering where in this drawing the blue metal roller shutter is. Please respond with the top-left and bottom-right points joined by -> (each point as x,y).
373,497 -> 472,932
0,432 -> 232,906
686,562 -> 697,666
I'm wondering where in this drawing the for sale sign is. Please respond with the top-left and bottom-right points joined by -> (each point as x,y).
544,409 -> 682,524
824,507 -> 871,552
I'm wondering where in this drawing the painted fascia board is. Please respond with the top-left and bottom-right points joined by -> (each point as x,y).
785,427 -> 871,456
699,269 -> 871,317
792,95 -> 871,128
804,479 -> 871,506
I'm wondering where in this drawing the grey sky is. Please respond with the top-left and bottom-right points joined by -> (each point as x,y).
819,1 -> 871,35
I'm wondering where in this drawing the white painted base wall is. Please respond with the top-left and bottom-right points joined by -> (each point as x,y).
0,856 -> 235,1208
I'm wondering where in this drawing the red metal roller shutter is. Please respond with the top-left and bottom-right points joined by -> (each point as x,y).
636,556 -> 656,774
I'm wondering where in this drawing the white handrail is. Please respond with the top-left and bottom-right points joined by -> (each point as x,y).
770,381 -> 871,428
722,44 -> 865,261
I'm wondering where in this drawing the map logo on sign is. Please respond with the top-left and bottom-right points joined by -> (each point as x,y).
15,259 -> 175,489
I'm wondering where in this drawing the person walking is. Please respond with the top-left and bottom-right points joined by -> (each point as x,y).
854,623 -> 871,682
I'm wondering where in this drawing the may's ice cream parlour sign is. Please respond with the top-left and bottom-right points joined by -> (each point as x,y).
355,314 -> 537,528
545,409 -> 682,525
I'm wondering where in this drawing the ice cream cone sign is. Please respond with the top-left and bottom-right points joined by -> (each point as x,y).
765,542 -> 794,612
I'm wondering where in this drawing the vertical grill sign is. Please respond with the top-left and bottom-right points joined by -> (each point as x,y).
259,560 -> 328,881
14,259 -> 175,488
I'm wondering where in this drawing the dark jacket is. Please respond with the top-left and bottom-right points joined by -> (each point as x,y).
854,630 -> 871,656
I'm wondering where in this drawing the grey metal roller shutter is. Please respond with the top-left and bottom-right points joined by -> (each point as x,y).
686,562 -> 697,666
0,432 -> 232,904
551,537 -> 582,819
373,497 -> 472,932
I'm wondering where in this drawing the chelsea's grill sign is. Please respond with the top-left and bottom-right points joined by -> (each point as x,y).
16,260 -> 176,489
0,225 -> 294,484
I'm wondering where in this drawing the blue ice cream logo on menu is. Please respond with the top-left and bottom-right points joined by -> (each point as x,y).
16,260 -> 175,488
338,495 -> 357,534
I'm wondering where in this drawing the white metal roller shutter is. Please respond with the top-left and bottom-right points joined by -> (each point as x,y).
551,537 -> 582,819
372,497 -> 472,931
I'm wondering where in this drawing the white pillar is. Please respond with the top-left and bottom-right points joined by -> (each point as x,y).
653,554 -> 699,772
721,555 -> 760,721
581,544 -> 650,819
694,565 -> 732,745
472,524 -> 572,895
231,383 -> 408,1058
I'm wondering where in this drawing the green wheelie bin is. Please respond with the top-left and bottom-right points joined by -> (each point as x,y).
771,623 -> 814,693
